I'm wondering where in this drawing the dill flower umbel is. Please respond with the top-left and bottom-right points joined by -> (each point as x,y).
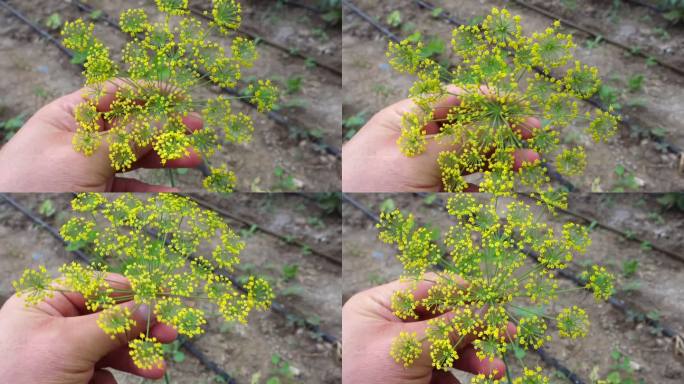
379,194 -> 614,381
12,193 -> 273,370
61,0 -> 279,191
386,7 -> 620,194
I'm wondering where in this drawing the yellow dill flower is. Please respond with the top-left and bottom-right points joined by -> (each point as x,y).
249,79 -> 279,112
387,7 -> 619,203
108,141 -> 136,171
513,366 -> 549,384
557,306 -> 589,338
430,338 -> 458,371
203,165 -> 237,193
120,8 -> 148,36
153,129 -> 191,165
582,265 -> 615,301
129,334 -> 164,370
518,316 -> 551,349
174,307 -> 207,337
212,0 -> 242,32
62,0 -> 276,192
398,112 -> 428,157
12,266 -> 54,306
390,332 -> 422,367
97,306 -> 135,339
391,289 -> 418,320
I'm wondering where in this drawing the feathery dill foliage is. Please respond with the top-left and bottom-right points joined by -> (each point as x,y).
62,0 -> 280,192
12,193 -> 274,370
377,194 -> 615,381
386,7 -> 620,195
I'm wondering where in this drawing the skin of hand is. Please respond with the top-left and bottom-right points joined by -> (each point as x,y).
0,82 -> 203,192
0,274 -> 178,384
342,274 -> 516,384
342,88 -> 541,192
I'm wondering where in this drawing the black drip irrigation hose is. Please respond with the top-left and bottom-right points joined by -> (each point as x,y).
342,0 -> 400,42
0,0 -> 73,59
0,193 -> 239,383
282,0 -> 324,15
341,193 -> 589,384
412,0 -> 683,156
536,348 -> 585,384
624,0 -> 667,13
189,196 -> 342,266
68,0 -> 341,159
177,336 -> 236,384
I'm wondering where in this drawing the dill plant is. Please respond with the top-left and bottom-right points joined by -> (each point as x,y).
377,194 -> 615,382
61,0 -> 280,192
12,193 -> 274,370
386,7 -> 620,195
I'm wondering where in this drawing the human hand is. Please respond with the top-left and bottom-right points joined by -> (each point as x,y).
342,89 -> 541,192
0,82 -> 203,192
342,275 -> 515,384
0,274 -> 178,384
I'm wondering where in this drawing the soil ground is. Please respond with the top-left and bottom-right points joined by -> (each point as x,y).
0,0 -> 341,192
342,0 -> 684,192
342,193 -> 684,383
0,193 -> 342,383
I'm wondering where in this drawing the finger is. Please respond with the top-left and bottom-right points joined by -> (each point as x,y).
96,345 -> 166,379
375,86 -> 462,134
452,345 -> 506,379
150,322 -> 179,343
512,117 -> 541,139
512,149 -> 541,171
131,149 -> 203,170
431,370 -> 461,384
424,88 -> 463,135
109,177 -> 179,192
29,274 -> 130,317
89,369 -> 117,384
63,302 -> 158,362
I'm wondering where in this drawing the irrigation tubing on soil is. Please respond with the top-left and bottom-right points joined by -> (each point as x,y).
624,0 -> 667,13
416,192 -> 682,340
342,0 -> 400,42
340,193 -> 590,384
0,193 -> 238,383
189,195 -> 342,266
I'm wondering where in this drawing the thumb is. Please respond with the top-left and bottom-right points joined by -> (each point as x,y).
61,301 -> 157,363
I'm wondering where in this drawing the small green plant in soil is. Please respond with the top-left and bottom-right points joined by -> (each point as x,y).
12,193 -> 274,370
387,10 -> 403,28
662,0 -> 684,24
387,7 -> 620,195
61,0 -> 279,192
592,349 -> 645,384
0,113 -> 26,142
378,194 -> 615,382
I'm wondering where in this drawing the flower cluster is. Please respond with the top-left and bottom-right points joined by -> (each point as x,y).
386,7 -> 620,195
61,0 -> 279,191
378,195 -> 614,381
13,193 -> 274,370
